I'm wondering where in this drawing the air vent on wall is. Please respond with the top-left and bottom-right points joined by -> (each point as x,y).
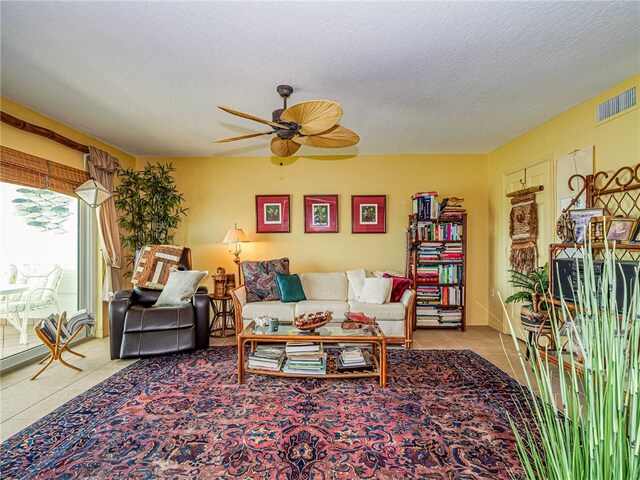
597,87 -> 636,122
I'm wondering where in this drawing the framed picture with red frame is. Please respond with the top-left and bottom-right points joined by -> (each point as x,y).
352,195 -> 386,233
304,195 -> 338,233
256,195 -> 290,233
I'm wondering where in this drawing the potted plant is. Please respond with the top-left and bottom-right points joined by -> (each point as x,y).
114,162 -> 188,267
505,263 -> 550,322
504,244 -> 639,479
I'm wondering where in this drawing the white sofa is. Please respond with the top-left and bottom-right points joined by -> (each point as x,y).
231,272 -> 415,347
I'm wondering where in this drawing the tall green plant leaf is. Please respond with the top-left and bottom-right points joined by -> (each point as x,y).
113,162 -> 188,268
502,242 -> 639,479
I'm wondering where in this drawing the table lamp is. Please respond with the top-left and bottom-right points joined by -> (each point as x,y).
223,224 -> 249,282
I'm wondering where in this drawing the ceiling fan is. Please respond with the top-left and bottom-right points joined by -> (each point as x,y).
213,85 -> 360,157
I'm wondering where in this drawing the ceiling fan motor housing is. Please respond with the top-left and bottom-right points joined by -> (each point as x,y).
276,128 -> 295,140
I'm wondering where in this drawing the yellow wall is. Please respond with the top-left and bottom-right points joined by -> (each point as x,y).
487,74 -> 640,331
3,72 -> 638,335
0,97 -> 136,336
144,154 -> 491,326
1,97 -> 135,170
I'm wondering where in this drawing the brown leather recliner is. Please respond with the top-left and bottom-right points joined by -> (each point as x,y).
109,248 -> 210,360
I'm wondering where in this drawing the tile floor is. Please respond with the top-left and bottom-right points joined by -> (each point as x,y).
0,327 -> 531,442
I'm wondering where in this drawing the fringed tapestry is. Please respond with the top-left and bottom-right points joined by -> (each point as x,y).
509,192 -> 538,274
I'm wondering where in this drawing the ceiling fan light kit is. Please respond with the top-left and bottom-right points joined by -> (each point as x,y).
214,85 -> 359,157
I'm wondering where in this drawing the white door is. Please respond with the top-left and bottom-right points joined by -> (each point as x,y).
503,160 -> 553,340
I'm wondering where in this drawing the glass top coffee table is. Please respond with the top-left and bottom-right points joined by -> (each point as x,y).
237,321 -> 387,387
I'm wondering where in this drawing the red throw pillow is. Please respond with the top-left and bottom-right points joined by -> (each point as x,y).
383,274 -> 413,302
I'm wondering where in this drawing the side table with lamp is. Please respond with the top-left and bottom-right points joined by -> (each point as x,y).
209,268 -> 236,337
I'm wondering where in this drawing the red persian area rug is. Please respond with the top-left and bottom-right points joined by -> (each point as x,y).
1,348 -> 535,479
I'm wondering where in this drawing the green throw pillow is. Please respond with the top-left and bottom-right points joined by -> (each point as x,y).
276,274 -> 306,303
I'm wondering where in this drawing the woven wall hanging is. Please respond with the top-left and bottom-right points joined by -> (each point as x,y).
509,192 -> 538,274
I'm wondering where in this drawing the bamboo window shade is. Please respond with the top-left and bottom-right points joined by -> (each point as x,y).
0,146 -> 89,196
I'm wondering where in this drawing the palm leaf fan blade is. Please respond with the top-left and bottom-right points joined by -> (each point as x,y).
217,106 -> 285,130
292,125 -> 360,148
213,131 -> 273,143
270,137 -> 301,157
280,100 -> 343,135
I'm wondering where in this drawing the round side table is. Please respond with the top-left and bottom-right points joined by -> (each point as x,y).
208,294 -> 235,337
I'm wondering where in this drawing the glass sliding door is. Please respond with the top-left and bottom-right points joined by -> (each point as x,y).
0,181 -> 91,365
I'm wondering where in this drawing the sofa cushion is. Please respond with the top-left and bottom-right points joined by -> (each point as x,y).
358,277 -> 393,304
242,300 -> 296,321
154,269 -> 208,307
276,274 -> 306,303
242,258 -> 290,302
124,304 -> 196,332
383,273 -> 413,302
346,268 -> 368,300
348,301 -> 406,320
132,245 -> 185,290
295,300 -> 350,318
299,272 -> 347,300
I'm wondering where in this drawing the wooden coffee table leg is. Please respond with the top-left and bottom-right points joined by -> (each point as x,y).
238,338 -> 245,384
380,340 -> 387,387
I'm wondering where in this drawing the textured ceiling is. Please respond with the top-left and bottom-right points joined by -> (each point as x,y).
1,1 -> 639,158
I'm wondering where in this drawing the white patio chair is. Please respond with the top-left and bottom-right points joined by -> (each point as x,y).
0,264 -> 63,345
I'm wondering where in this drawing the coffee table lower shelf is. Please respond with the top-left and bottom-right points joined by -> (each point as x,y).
244,354 -> 381,380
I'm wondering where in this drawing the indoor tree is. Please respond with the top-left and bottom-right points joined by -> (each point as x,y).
114,162 -> 188,266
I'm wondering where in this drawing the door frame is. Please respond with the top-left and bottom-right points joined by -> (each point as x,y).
499,154 -> 555,335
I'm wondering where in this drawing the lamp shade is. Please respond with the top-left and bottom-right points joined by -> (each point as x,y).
75,178 -> 111,208
223,227 -> 249,244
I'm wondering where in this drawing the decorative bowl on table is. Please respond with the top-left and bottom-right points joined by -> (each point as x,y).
293,311 -> 333,333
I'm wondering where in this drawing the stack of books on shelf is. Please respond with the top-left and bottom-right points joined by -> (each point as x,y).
442,242 -> 463,259
248,346 -> 286,371
412,192 -> 440,219
416,285 -> 441,305
283,342 -> 327,375
439,309 -> 463,325
415,306 -> 441,327
416,265 -> 439,283
337,347 -> 373,371
417,243 -> 443,261
439,201 -> 466,219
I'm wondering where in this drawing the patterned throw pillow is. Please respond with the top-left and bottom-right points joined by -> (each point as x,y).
132,245 -> 185,289
242,258 -> 290,302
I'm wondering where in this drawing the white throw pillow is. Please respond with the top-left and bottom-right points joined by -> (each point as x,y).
346,268 -> 368,300
358,277 -> 393,305
154,269 -> 208,307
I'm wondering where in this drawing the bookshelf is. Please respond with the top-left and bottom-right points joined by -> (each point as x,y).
408,193 -> 467,331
